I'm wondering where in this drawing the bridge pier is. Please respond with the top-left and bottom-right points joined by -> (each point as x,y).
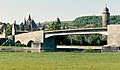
41,36 -> 57,52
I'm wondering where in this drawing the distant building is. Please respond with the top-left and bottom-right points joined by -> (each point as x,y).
102,6 -> 110,27
0,22 -> 7,34
18,15 -> 39,32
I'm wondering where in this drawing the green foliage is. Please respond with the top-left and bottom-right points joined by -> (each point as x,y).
82,49 -> 95,53
48,22 -> 61,30
49,22 -> 56,30
42,15 -> 120,30
73,15 -> 120,28
0,39 -> 6,45
61,21 -> 74,29
2,42 -> 9,46
73,35 -> 86,45
87,35 -> 100,45
14,41 -> 27,47
110,15 -> 120,24
73,16 -> 102,28
57,35 -> 107,46
15,43 -> 27,47
5,25 -> 12,36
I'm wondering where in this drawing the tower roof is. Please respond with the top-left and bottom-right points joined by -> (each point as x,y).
55,17 -> 61,23
103,7 -> 109,12
103,4 -> 109,12
28,14 -> 32,20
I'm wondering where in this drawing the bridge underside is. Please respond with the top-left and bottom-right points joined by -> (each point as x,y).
45,31 -> 108,38
44,28 -> 107,38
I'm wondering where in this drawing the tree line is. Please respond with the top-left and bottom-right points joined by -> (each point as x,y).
56,34 -> 107,46
45,15 -> 120,30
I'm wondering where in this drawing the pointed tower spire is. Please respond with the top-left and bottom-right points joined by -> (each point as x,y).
103,4 -> 109,12
28,14 -> 31,20
56,17 -> 61,23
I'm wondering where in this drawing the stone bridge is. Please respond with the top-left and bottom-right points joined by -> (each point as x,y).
14,27 -> 107,45
13,27 -> 107,51
15,31 -> 44,45
9,25 -> 120,52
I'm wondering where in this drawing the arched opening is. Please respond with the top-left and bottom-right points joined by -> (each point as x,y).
15,40 -> 21,47
15,40 -> 27,47
27,40 -> 34,47
15,40 -> 21,44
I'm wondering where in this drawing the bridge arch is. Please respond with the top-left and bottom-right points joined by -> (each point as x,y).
15,40 -> 21,44
15,31 -> 43,45
27,40 -> 34,47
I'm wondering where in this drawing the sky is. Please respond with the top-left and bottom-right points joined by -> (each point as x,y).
0,0 -> 119,23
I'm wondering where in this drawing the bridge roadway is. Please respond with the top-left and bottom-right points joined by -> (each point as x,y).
44,27 -> 107,38
57,45 -> 102,50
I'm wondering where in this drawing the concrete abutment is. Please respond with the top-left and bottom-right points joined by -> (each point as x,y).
108,25 -> 120,46
41,36 -> 57,52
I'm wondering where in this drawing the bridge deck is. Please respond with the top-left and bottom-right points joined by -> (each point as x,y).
44,27 -> 107,38
44,27 -> 107,33
57,45 -> 102,50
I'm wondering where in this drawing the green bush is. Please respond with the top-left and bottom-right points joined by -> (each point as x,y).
20,44 -> 27,47
15,43 -> 27,47
15,41 -> 27,47
2,42 -> 9,46
82,49 -> 95,53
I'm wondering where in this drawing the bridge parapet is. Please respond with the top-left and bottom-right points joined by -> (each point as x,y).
44,27 -> 107,33
44,28 -> 107,38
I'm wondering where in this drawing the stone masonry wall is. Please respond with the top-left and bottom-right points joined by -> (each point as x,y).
15,30 -> 43,45
108,25 -> 120,46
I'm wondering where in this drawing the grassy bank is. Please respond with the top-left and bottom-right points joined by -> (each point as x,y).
0,52 -> 120,70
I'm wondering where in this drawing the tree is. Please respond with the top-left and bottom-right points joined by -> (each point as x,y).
86,35 -> 101,46
48,22 -> 61,30
5,25 -> 12,36
2,42 -> 9,46
73,35 -> 86,45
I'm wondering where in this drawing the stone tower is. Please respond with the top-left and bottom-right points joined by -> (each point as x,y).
12,21 -> 16,43
102,6 -> 110,27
